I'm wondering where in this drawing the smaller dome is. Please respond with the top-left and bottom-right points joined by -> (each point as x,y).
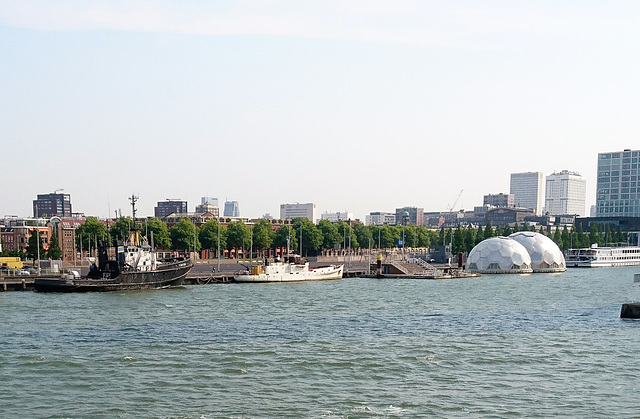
402,211 -> 409,216
467,237 -> 533,274
509,231 -> 566,273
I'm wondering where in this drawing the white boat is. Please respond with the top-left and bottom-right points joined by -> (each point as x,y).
566,244 -> 640,268
234,256 -> 343,283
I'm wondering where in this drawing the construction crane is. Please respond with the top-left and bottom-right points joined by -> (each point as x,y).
447,189 -> 463,214
444,189 -> 464,254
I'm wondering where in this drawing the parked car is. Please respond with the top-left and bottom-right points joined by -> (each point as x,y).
25,267 -> 39,275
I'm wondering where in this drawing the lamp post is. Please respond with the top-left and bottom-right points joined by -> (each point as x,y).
217,213 -> 221,273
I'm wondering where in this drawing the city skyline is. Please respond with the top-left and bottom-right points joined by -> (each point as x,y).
2,2 -> 639,220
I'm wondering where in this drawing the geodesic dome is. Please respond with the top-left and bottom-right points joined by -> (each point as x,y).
509,231 -> 566,273
466,236 -> 533,274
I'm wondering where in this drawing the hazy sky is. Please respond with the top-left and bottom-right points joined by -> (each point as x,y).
2,1 -> 639,220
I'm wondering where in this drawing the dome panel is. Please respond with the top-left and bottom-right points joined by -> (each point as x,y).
466,237 -> 533,274
509,232 -> 566,273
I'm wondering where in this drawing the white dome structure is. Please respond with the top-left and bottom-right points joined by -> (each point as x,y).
509,231 -> 566,273
467,236 -> 533,274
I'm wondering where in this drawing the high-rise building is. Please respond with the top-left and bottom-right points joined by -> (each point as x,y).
280,203 -> 317,222
483,193 -> 514,208
596,149 -> 640,217
395,207 -> 424,226
510,172 -> 544,216
223,201 -> 240,217
155,200 -> 187,219
545,170 -> 586,216
33,192 -> 73,218
201,197 -> 219,207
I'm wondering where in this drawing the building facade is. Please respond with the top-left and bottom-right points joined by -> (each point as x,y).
320,211 -> 353,223
596,149 -> 640,217
280,203 -> 317,222
195,203 -> 219,216
33,192 -> 72,218
395,207 -> 424,226
223,201 -> 240,217
545,170 -> 586,216
510,172 -> 544,216
366,212 -> 396,226
155,200 -> 188,218
483,193 -> 514,208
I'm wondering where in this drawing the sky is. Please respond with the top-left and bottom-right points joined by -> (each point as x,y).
1,1 -> 639,221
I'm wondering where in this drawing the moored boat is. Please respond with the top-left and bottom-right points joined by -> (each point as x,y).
34,231 -> 192,292
566,244 -> 640,268
234,255 -> 343,283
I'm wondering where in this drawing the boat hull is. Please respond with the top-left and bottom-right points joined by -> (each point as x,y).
34,261 -> 192,292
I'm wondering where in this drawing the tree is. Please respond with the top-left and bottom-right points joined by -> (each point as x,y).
47,232 -> 62,260
25,230 -> 45,261
552,227 -> 562,249
318,220 -> 341,250
273,225 -> 297,253
484,222 -> 494,240
453,226 -> 466,254
76,217 -> 109,252
352,222 -> 372,250
252,219 -> 274,257
475,226 -> 485,245
293,218 -> 323,256
109,217 -> 135,244
170,219 -> 199,252
463,227 -> 476,253
226,221 -> 250,256
561,226 -> 571,252
199,219 -> 227,256
145,217 -> 171,249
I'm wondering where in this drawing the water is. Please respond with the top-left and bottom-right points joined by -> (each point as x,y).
2,267 -> 640,418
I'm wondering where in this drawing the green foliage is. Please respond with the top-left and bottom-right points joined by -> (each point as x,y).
252,219 -> 274,256
453,226 -> 466,254
77,217 -> 109,250
169,219 -> 200,251
318,220 -> 341,250
273,225 -> 297,252
47,232 -> 62,260
226,221 -> 250,252
199,219 -> 227,254
109,217 -> 135,244
145,217 -> 171,249
293,218 -> 323,256
352,222 -> 372,250
484,222 -> 494,240
25,230 -> 45,261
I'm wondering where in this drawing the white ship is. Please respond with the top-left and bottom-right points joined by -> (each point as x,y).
234,256 -> 343,283
566,245 -> 640,268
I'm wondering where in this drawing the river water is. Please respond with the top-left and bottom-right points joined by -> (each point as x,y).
2,267 -> 640,418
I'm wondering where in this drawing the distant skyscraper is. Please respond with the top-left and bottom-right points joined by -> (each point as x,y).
223,201 -> 240,217
280,203 -> 317,222
596,149 -> 640,217
155,200 -> 187,218
33,192 -> 72,218
201,196 -> 219,207
510,172 -> 544,216
545,170 -> 586,216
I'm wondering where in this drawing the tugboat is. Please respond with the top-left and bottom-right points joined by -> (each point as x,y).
34,231 -> 192,292
34,196 -> 193,292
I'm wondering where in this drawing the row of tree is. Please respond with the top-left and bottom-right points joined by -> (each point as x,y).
1,217 -> 629,261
